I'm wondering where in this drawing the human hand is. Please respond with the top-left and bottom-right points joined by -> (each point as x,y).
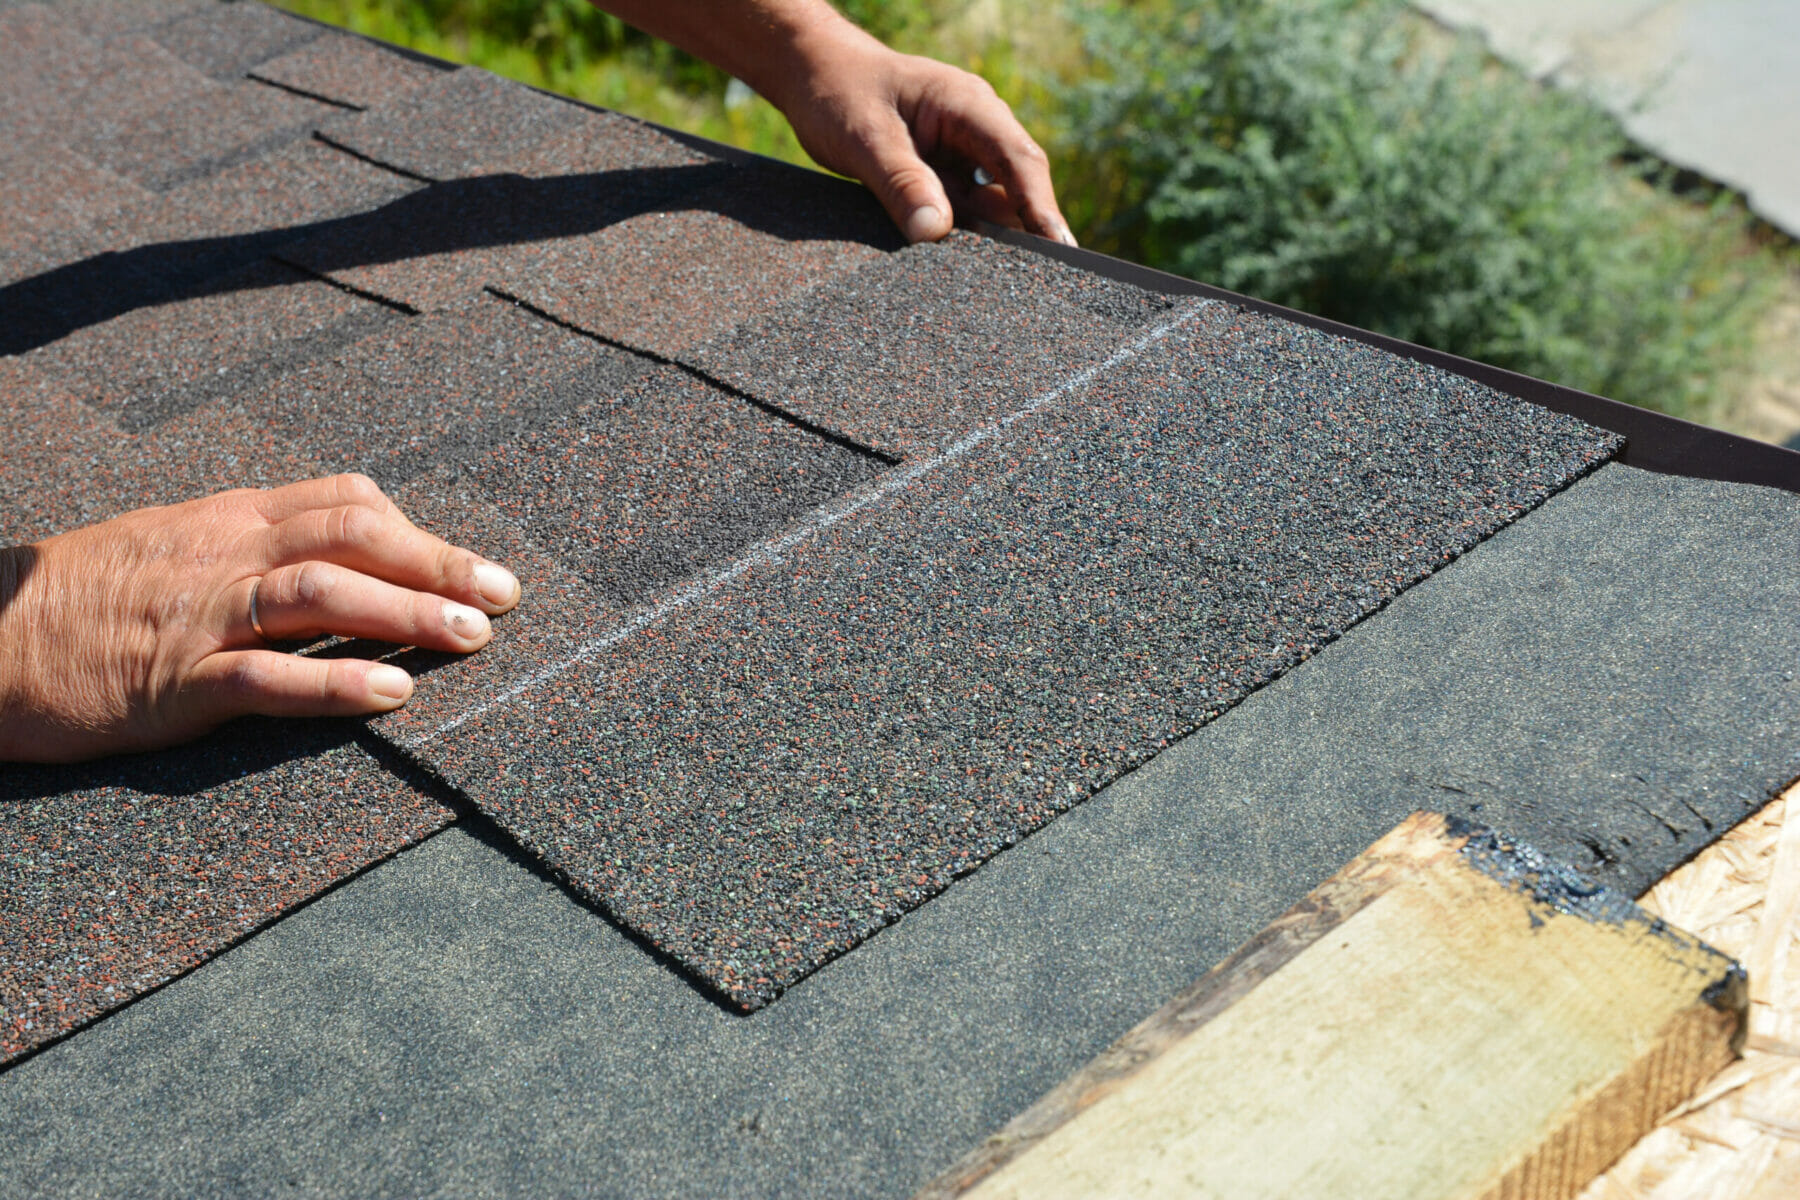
764,23 -> 1075,246
0,473 -> 521,763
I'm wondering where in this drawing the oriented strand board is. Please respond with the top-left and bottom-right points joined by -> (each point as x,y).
919,812 -> 1746,1200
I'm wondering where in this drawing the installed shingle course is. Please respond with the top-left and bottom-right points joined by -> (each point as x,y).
64,74 -> 339,192
0,137 -> 420,357
0,720 -> 453,1065
15,258 -> 398,431
56,0 -> 214,38
314,67 -> 592,181
0,142 -> 152,251
404,299 -> 1618,1009
145,0 -> 321,80
151,295 -> 607,489
460,359 -> 889,609
273,162 -> 727,313
492,164 -> 898,359
683,231 -> 1178,459
246,29 -> 448,110
4,29 -> 215,145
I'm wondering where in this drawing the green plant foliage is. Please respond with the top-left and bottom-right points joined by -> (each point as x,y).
1055,0 -> 1774,420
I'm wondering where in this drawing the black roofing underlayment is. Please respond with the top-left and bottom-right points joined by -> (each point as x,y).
2,0 -> 1789,1096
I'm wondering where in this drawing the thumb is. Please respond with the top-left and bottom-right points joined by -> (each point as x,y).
846,112 -> 954,243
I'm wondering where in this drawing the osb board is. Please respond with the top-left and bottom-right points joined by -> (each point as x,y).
1578,778 -> 1800,1200
918,812 -> 1745,1200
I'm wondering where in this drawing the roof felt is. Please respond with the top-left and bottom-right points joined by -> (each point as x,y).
0,720 -> 453,1064
396,300 -> 1617,1008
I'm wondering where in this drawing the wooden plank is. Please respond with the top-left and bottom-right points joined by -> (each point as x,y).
916,811 -> 1748,1200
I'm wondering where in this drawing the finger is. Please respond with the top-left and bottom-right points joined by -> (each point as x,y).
843,107 -> 956,243
259,503 -> 521,615
182,650 -> 414,722
252,472 -> 411,526
245,562 -> 492,651
943,175 -> 1035,230
934,87 -> 1074,246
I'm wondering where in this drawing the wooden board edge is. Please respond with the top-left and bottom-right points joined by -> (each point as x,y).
912,810 -> 1748,1200
912,811 -> 1462,1199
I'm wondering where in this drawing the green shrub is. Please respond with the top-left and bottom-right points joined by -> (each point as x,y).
1053,0 -> 1772,421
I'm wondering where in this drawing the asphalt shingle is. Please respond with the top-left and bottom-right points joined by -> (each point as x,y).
246,29 -> 448,110
405,299 -> 1620,1009
146,0 -> 321,80
491,164 -> 898,359
683,231 -> 1178,459
0,720 -> 453,1066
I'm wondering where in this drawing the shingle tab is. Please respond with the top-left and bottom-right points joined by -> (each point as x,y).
246,30 -> 447,110
491,164 -> 898,358
313,67 -> 588,181
147,0 -> 321,80
459,359 -> 888,608
682,231 -> 1177,459
153,296 -> 607,489
0,721 -> 453,1066
404,300 -> 1620,1009
65,75 -> 338,191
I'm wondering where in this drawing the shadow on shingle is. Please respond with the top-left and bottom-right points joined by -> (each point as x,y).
0,163 -> 735,355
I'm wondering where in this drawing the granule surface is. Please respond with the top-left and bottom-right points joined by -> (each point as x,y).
413,300 -> 1621,1009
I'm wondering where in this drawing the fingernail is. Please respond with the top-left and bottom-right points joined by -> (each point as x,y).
444,601 -> 490,640
904,204 -> 946,243
472,561 -> 519,608
1058,225 -> 1079,248
368,664 -> 413,703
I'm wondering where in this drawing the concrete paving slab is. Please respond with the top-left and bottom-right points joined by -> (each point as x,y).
1417,0 -> 1800,236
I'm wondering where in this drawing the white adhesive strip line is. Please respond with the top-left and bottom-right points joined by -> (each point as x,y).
406,300 -> 1214,749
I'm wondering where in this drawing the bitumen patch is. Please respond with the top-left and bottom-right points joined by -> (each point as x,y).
405,299 -> 1619,1009
146,0 -> 321,80
5,464 -> 1794,1200
683,230 -> 1178,459
0,719 -> 453,1067
246,30 -> 448,110
492,163 -> 898,359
